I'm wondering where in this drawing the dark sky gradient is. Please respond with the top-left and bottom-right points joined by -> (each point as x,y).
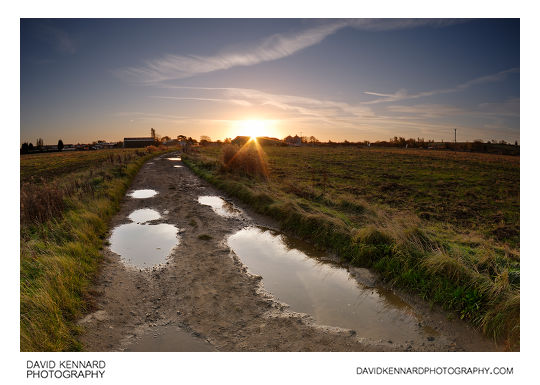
20,19 -> 519,144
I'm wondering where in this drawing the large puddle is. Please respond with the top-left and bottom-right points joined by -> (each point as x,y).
227,227 -> 437,343
167,157 -> 182,161
109,209 -> 178,269
128,189 -> 158,199
198,196 -> 241,218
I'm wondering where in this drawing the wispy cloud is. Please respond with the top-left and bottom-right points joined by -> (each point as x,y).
153,86 -> 375,124
386,98 -> 520,119
149,85 -> 519,139
116,19 -> 465,83
151,95 -> 253,107
37,24 -> 76,54
363,68 -> 519,104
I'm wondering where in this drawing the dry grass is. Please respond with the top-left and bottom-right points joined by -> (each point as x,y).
20,149 -> 166,351
220,142 -> 269,179
183,144 -> 520,349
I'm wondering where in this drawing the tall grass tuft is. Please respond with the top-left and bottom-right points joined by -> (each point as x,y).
220,142 -> 269,179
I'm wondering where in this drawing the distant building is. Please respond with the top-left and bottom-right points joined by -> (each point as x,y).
123,137 -> 155,148
284,135 -> 302,146
257,136 -> 283,146
232,136 -> 250,146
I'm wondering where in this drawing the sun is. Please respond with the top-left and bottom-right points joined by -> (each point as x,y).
238,119 -> 269,140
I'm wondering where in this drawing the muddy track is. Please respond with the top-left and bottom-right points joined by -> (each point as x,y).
80,153 -> 498,352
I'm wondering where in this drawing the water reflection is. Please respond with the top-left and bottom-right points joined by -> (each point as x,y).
128,208 -> 161,223
109,208 -> 178,269
198,196 -> 241,218
128,189 -> 158,199
227,227 -> 434,342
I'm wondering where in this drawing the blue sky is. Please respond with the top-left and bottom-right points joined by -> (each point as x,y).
20,19 -> 520,144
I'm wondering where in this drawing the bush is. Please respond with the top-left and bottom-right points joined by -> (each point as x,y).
220,143 -> 269,179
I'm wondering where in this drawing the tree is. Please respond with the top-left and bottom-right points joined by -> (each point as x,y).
161,136 -> 171,143
36,138 -> 44,150
200,135 -> 211,143
150,128 -> 156,139
309,136 -> 319,144
177,134 -> 187,142
28,143 -> 34,151
57,139 -> 64,151
21,142 -> 29,154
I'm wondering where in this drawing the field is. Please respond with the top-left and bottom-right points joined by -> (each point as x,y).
183,144 -> 520,348
20,149 -> 165,351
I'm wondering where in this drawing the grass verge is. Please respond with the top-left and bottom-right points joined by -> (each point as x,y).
20,149 -> 167,351
183,147 -> 519,350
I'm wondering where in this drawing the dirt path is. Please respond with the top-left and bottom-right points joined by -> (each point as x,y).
80,152 -> 499,352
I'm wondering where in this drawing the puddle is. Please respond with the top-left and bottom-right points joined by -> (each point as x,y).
109,209 -> 178,269
167,157 -> 182,161
198,196 -> 241,218
173,165 -> 183,168
227,227 -> 437,343
128,208 -> 161,223
128,189 -> 158,199
125,326 -> 215,352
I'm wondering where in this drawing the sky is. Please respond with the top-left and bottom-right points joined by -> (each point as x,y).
20,18 -> 520,145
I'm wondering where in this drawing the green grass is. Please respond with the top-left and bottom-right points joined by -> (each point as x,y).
20,149 -> 166,351
184,144 -> 519,349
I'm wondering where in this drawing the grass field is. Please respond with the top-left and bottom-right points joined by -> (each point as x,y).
20,149 -> 165,351
184,143 -> 520,349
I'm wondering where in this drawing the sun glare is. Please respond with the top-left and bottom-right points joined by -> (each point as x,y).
238,119 -> 270,140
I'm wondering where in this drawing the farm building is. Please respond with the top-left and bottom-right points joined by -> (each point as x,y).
123,137 -> 155,148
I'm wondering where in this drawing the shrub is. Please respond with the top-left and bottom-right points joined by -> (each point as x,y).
220,143 -> 269,179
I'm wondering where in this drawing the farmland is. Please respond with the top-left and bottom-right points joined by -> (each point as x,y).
183,144 -> 520,348
20,149 -> 165,351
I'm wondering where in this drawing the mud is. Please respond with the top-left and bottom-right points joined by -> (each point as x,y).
80,152 -> 500,352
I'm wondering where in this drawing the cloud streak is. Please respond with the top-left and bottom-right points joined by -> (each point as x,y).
149,84 -> 519,139
116,19 -> 465,83
363,68 -> 519,104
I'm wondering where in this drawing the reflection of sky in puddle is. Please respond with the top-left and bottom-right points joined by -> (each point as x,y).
198,196 -> 241,218
167,157 -> 182,161
125,326 -> 215,352
128,189 -> 158,199
227,227 -> 433,342
128,208 -> 161,223
173,165 -> 183,168
110,209 -> 178,269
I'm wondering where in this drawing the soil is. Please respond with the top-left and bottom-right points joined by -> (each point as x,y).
79,152 -> 500,352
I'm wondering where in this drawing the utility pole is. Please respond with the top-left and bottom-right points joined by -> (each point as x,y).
454,128 -> 457,144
